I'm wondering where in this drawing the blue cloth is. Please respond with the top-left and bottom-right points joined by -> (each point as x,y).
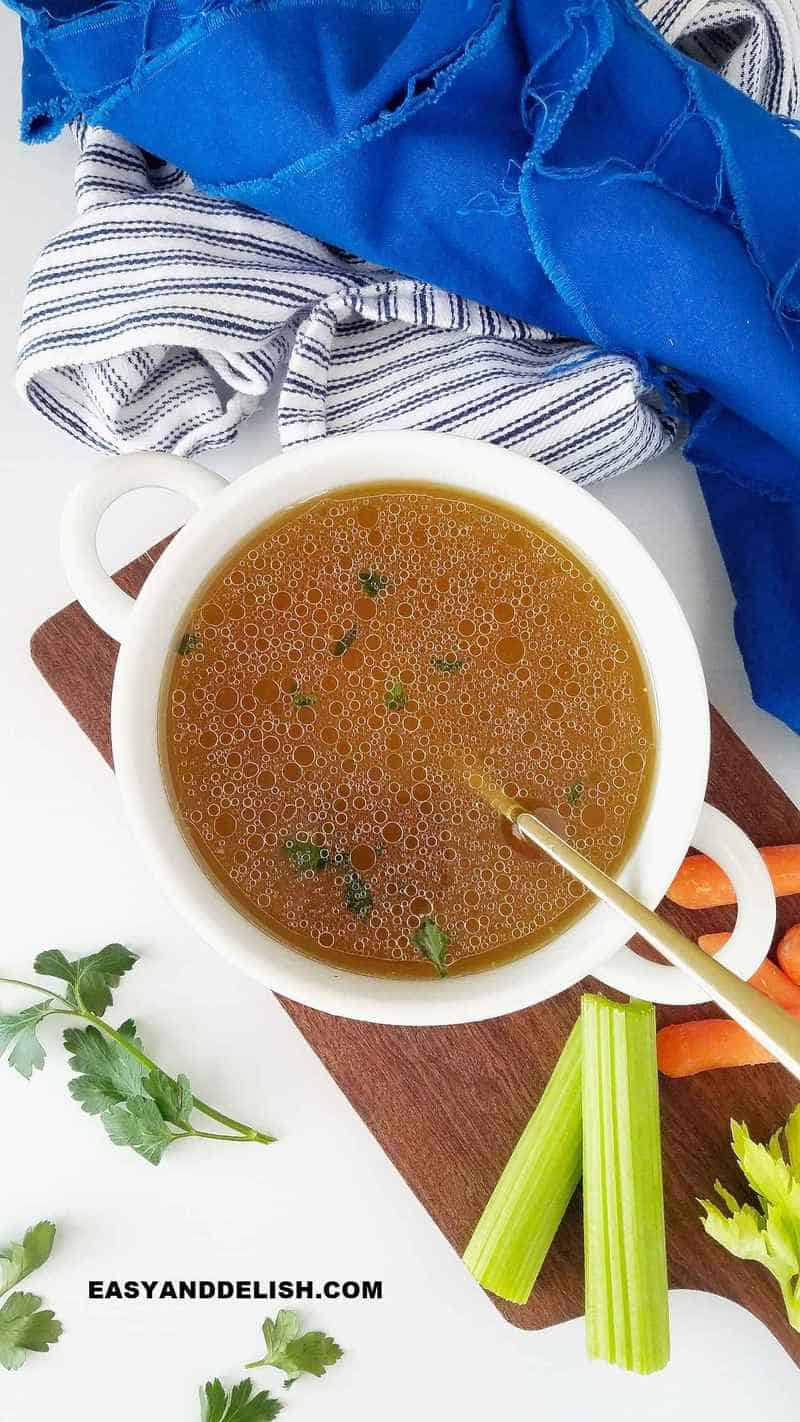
9,0 -> 800,729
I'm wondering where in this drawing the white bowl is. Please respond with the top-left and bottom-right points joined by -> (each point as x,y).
61,432 -> 775,1022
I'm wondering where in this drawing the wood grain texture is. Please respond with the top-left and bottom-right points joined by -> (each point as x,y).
30,541 -> 800,1364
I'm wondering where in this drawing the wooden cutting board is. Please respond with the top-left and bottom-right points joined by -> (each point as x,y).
31,540 -> 800,1365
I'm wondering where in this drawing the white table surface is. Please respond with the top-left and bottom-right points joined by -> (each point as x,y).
1,16 -> 798,1419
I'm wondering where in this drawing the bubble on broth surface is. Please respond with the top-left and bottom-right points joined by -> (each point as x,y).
163,484 -> 655,977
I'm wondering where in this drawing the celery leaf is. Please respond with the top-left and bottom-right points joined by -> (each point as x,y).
700,1112 -> 800,1331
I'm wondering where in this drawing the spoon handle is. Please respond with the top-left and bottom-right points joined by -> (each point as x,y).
515,812 -> 800,1082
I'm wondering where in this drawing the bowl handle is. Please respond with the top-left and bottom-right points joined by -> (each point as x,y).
61,453 -> 226,642
592,803 -> 776,1005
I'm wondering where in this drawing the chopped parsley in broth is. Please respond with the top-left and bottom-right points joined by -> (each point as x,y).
161,483 -> 655,978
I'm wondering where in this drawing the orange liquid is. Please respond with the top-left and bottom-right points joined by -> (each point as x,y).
160,483 -> 655,978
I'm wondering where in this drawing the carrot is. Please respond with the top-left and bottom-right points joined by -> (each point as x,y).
697,931 -> 800,1009
776,922 -> 800,987
657,1019 -> 777,1077
667,844 -> 800,909
656,920 -> 800,1078
657,933 -> 800,1075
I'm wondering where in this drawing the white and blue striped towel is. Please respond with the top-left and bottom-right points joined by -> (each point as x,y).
15,0 -> 800,484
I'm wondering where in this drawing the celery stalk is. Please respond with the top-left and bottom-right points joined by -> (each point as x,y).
581,994 -> 670,1373
462,1021 -> 582,1304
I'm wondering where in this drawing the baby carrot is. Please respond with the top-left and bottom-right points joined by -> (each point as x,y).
658,933 -> 800,1075
667,845 -> 800,909
776,923 -> 800,987
698,931 -> 800,1010
657,1019 -> 777,1077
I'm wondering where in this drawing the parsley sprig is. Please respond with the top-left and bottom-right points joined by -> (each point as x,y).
0,947 -> 274,1165
201,1310 -> 342,1417
201,1378 -> 282,1421
246,1309 -> 343,1388
0,1221 -> 61,1371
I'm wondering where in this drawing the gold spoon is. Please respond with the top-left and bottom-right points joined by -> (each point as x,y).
464,768 -> 800,1082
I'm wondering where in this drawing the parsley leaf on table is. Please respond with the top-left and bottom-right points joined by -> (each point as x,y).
0,1000 -> 53,1078
64,1022 -> 146,1115
65,1022 -> 191,1164
246,1309 -> 343,1388
34,944 -> 138,1017
102,1096 -> 178,1166
412,916 -> 450,978
144,1067 -> 194,1127
0,949 -> 275,1164
0,1222 -> 61,1372
0,1293 -> 62,1372
0,1222 -> 55,1296
201,1378 -> 282,1422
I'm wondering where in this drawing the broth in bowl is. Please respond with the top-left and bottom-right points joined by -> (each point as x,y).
160,483 -> 655,977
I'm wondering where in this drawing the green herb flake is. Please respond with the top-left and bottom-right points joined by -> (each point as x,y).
431,655 -> 464,676
384,679 -> 407,712
331,627 -> 357,657
566,779 -> 584,806
246,1309 -> 343,1388
290,686 -> 317,708
357,570 -> 387,598
177,631 -> 200,656
344,871 -> 373,920
412,916 -> 450,977
281,840 -> 330,874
